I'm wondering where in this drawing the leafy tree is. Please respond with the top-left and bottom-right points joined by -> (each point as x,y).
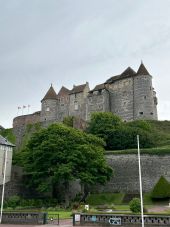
151,176 -> 170,199
19,124 -> 113,203
87,113 -> 156,150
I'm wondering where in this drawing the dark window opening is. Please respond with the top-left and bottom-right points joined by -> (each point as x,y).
144,96 -> 146,99
139,112 -> 143,115
150,112 -> 153,115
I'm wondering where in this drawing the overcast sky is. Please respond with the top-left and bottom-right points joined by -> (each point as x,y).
0,0 -> 170,128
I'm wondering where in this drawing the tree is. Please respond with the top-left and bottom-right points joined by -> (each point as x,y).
20,123 -> 113,203
87,113 -> 156,150
86,112 -> 122,140
151,176 -> 170,199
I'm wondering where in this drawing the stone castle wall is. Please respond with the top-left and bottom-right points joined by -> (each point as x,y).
95,154 -> 170,193
109,77 -> 134,121
13,112 -> 40,128
2,154 -> 170,199
134,75 -> 157,120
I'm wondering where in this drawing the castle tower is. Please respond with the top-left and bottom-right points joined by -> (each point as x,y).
133,62 -> 158,120
40,84 -> 59,122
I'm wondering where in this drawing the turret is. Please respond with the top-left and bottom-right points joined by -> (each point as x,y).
133,62 -> 158,120
40,84 -> 58,122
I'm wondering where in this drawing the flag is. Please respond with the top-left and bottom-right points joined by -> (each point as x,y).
23,105 -> 26,108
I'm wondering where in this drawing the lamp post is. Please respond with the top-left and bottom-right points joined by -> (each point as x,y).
0,135 -> 15,224
137,135 -> 144,227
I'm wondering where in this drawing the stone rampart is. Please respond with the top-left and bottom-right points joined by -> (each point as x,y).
95,154 -> 170,193
13,111 -> 40,128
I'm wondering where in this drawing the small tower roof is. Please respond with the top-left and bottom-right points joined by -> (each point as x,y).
41,84 -> 58,102
137,62 -> 150,75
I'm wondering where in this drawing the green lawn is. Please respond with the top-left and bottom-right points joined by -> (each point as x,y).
48,211 -> 72,219
86,193 -> 124,205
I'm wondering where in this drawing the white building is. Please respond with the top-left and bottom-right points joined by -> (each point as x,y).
0,135 -> 14,185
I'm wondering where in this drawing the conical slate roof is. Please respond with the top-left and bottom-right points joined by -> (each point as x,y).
137,62 -> 150,75
0,135 -> 15,147
41,85 -> 58,102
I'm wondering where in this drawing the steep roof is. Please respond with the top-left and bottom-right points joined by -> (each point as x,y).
137,62 -> 150,75
0,135 -> 15,147
58,86 -> 70,96
41,85 -> 58,102
90,83 -> 105,92
106,67 -> 136,83
0,125 -> 4,130
69,84 -> 87,95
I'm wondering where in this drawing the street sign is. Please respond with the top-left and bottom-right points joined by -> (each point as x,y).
109,217 -> 121,225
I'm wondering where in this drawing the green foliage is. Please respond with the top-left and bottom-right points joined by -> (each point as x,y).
87,112 -> 157,150
3,196 -> 59,209
129,198 -> 141,213
87,112 -> 122,140
5,195 -> 21,208
63,116 -> 74,127
151,176 -> 170,199
19,123 -> 113,196
0,128 -> 16,143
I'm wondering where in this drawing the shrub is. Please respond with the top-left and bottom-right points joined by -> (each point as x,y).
151,176 -> 170,199
129,198 -> 141,213
6,195 -> 21,208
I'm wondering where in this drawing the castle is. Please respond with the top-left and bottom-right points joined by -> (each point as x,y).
13,62 -> 158,130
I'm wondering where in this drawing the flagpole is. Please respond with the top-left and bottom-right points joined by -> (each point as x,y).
0,147 -> 8,224
137,135 -> 144,227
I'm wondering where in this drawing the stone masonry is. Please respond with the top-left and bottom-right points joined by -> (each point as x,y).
13,62 -> 158,131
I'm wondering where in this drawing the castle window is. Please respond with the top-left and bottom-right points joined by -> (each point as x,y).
150,112 -> 153,115
144,96 -> 146,99
46,107 -> 50,111
74,101 -> 78,110
139,112 -> 143,115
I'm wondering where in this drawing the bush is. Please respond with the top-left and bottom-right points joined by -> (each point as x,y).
6,196 -> 21,208
129,198 -> 141,213
151,176 -> 170,199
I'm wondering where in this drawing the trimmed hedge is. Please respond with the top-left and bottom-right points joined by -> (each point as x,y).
151,176 -> 170,199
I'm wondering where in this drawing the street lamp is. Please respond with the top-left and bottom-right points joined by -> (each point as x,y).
0,135 -> 15,224
137,135 -> 144,227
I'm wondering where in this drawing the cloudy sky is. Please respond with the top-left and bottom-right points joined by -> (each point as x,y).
0,0 -> 170,128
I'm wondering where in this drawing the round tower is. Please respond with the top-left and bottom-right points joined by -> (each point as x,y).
133,62 -> 158,120
40,84 -> 58,122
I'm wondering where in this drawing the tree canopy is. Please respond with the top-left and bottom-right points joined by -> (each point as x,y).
87,112 -> 157,150
19,123 -> 113,197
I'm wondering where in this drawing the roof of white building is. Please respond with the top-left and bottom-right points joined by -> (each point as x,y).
0,135 -> 15,147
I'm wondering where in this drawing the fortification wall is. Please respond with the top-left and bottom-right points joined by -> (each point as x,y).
95,154 -> 170,193
13,112 -> 40,128
87,90 -> 110,120
4,154 -> 170,199
109,78 -> 134,121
